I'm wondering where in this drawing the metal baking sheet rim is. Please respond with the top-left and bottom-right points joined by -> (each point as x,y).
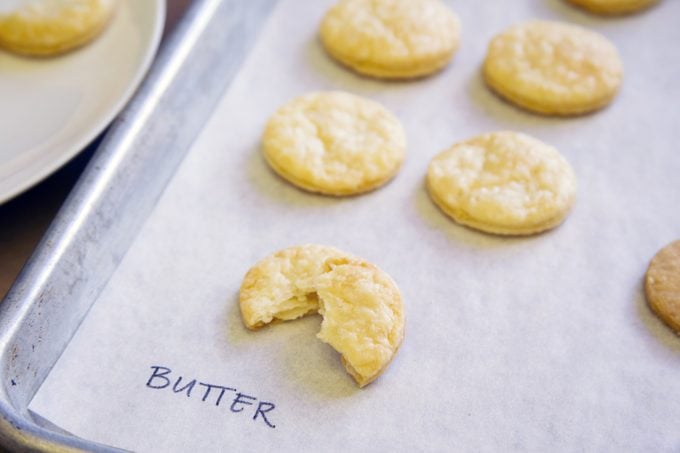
0,0 -> 277,451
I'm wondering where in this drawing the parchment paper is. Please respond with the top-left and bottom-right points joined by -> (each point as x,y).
30,0 -> 680,451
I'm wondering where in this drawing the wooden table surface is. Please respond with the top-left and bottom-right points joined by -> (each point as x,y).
0,0 -> 193,299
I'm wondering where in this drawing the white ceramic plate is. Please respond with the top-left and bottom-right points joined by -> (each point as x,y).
0,0 -> 165,203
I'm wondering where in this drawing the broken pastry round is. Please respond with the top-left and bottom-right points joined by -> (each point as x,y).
262,91 -> 406,195
239,244 -> 405,387
483,20 -> 623,115
645,240 -> 680,334
566,0 -> 657,14
319,0 -> 461,79
426,131 -> 577,236
0,0 -> 116,57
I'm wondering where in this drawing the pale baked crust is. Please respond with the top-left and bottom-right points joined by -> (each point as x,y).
319,0 -> 460,79
239,245 -> 404,387
0,0 -> 116,57
567,0 -> 657,14
316,257 -> 404,387
262,91 -> 406,196
426,131 -> 577,236
239,244 -> 348,329
483,21 -> 623,116
645,240 -> 680,334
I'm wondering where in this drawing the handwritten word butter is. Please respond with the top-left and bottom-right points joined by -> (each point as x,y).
145,365 -> 276,428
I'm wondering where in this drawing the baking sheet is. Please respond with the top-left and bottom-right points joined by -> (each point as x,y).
29,0 -> 680,451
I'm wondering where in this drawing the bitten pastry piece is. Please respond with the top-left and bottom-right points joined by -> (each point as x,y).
566,0 -> 657,14
645,240 -> 680,334
239,245 -> 405,387
316,257 -> 404,387
319,0 -> 460,79
426,131 -> 577,236
239,245 -> 348,329
483,21 -> 623,115
0,0 -> 116,56
262,91 -> 406,196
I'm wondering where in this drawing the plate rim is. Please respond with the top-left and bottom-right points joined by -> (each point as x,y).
0,0 -> 167,204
